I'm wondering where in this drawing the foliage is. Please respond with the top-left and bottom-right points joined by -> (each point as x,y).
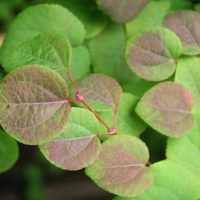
1,0 -> 200,199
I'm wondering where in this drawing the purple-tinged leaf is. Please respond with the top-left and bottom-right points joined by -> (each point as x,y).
136,82 -> 194,137
86,135 -> 153,197
0,65 -> 71,145
97,0 -> 149,23
70,74 -> 123,111
164,10 -> 200,55
126,27 -> 182,81
40,108 -> 104,170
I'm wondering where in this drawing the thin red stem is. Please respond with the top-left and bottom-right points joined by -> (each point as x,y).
65,67 -> 116,134
66,68 -> 80,94
81,100 -> 110,130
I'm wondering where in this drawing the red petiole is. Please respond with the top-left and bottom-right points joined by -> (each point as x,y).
64,68 -> 117,136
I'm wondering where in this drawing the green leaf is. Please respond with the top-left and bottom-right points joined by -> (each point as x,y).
69,46 -> 91,80
86,135 -> 153,197
89,22 -> 134,84
167,114 -> 200,180
151,161 -> 200,200
164,10 -> 200,55
166,0 -> 192,10
70,74 -> 123,112
1,4 -> 85,72
114,160 -> 200,200
136,82 -> 194,137
40,107 -> 104,170
0,130 -> 19,173
0,65 -> 71,145
59,46 -> 91,83
175,57 -> 200,112
99,93 -> 147,137
114,186 -> 179,200
47,0 -> 107,38
126,1 -> 170,38
97,0 -> 149,23
126,27 -> 182,81
3,33 -> 72,72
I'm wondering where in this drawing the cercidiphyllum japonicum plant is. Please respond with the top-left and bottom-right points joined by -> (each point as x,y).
1,0 -> 200,199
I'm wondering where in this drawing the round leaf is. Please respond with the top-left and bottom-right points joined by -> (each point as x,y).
164,10 -> 200,55
126,27 -> 182,81
97,0 -> 149,23
0,130 -> 19,173
3,33 -> 72,72
86,135 -> 153,197
136,82 -> 194,137
0,65 -> 71,145
70,74 -> 123,111
40,107 -> 104,170
1,4 -> 85,72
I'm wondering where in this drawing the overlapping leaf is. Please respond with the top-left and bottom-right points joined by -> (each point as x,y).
99,93 -> 147,137
1,4 -> 85,72
0,130 -> 19,173
86,135 -> 153,197
47,0 -> 107,38
126,1 -> 170,38
97,0 -> 149,23
126,27 -> 182,81
0,65 -> 71,145
164,10 -> 200,55
40,107 -> 104,170
3,33 -> 72,72
175,57 -> 200,112
70,74 -> 123,112
136,82 -> 194,137
89,22 -> 134,84
114,160 -> 200,200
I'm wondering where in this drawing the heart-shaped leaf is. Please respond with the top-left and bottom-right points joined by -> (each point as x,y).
1,4 -> 85,72
0,65 -> 71,145
126,27 -> 182,81
86,135 -> 153,197
4,33 -> 72,72
0,130 -> 19,173
99,93 -> 147,137
126,1 -> 170,38
164,10 -> 200,55
136,82 -> 194,137
97,0 -> 149,23
40,107 -> 104,170
175,57 -> 200,112
70,74 -> 123,111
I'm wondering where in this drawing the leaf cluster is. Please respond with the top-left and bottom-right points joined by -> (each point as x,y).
0,0 -> 200,199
